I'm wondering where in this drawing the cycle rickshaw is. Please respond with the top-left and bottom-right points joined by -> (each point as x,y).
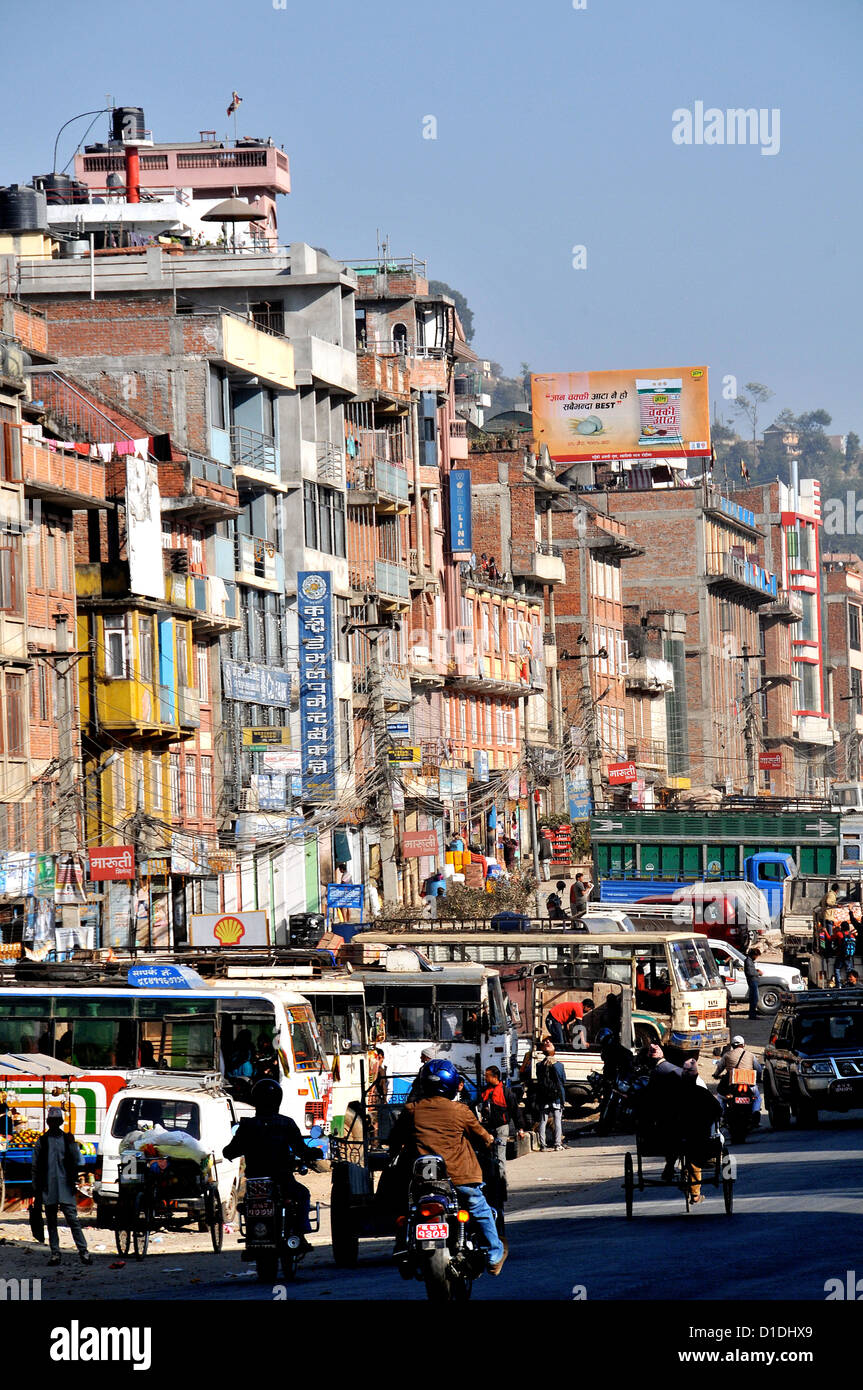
116,1149 -> 224,1259
623,1113 -> 735,1217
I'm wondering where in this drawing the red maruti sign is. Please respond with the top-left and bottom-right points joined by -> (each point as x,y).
88,845 -> 135,881
401,830 -> 439,858
758,751 -> 783,770
607,761 -> 637,785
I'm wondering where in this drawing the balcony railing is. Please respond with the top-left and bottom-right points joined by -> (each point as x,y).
375,560 -> 410,602
626,738 -> 667,767
704,551 -> 778,600
347,457 -> 410,504
449,420 -> 469,439
235,532 -> 278,582
31,371 -> 138,447
460,564 -> 513,596
188,452 -> 235,490
317,442 -> 345,487
230,425 -> 277,475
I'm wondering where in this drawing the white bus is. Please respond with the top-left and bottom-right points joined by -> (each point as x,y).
0,982 -> 332,1153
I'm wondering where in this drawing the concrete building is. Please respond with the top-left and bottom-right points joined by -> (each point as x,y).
823,552 -> 863,782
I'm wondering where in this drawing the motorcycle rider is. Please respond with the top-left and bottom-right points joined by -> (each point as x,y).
223,1078 -> 327,1254
386,1058 -> 508,1275
713,1034 -> 763,1120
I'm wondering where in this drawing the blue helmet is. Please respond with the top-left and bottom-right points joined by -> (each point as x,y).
420,1058 -> 460,1099
597,1028 -> 616,1048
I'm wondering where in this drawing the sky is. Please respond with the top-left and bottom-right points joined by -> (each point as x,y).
1,0 -> 861,432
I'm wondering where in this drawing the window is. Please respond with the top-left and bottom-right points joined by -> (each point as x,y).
185,758 -> 197,817
162,519 -> 173,550
210,368 -> 226,430
151,752 -> 163,812
336,598 -> 352,662
303,481 -> 318,551
190,529 -> 203,566
308,992 -> 365,1054
33,664 -> 49,722
796,661 -> 820,712
139,616 -> 154,684
196,645 -> 209,700
0,422 -> 22,482
4,673 -> 25,755
851,668 -> 862,717
104,615 -> 130,678
0,536 -> 21,613
176,624 -> 190,687
113,753 -> 126,814
201,756 -> 214,818
850,606 -> 861,652
800,591 -> 818,642
170,753 -> 182,817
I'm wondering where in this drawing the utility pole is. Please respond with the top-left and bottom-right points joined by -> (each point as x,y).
739,644 -> 759,796
367,630 -> 400,908
54,615 -> 80,936
578,643 -> 605,810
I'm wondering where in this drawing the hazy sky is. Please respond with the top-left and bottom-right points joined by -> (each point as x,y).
2,0 -> 861,431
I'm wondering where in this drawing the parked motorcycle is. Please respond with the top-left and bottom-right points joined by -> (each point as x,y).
589,1066 -> 648,1135
238,1169 -> 320,1282
722,1069 -> 759,1144
394,1155 -> 490,1302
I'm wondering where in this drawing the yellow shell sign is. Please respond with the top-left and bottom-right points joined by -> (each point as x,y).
214,915 -> 245,945
188,911 -> 269,947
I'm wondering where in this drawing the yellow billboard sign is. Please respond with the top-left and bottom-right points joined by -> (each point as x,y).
531,366 -> 710,463
242,726 -> 291,748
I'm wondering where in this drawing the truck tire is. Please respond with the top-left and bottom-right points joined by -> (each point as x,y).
767,1096 -> 791,1130
565,1086 -> 592,1111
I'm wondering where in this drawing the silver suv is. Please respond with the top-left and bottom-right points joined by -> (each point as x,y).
763,989 -> 863,1128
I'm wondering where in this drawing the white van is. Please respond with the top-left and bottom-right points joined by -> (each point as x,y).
95,1070 -> 250,1227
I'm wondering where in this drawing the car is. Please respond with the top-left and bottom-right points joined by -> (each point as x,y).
763,989 -> 863,1128
707,939 -> 805,1014
582,909 -> 636,932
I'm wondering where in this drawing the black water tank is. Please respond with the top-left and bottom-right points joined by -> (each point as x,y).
33,172 -> 89,205
0,184 -> 47,232
112,106 -> 146,142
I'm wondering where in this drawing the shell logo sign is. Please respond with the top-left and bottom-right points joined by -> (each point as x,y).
214,916 -> 245,945
189,911 -> 269,947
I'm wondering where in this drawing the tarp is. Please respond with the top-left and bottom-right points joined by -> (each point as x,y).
0,1053 -> 87,1078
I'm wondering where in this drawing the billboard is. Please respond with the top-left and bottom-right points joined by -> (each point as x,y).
531,366 -> 710,463
449,469 -> 472,552
188,911 -> 269,947
88,846 -> 135,881
758,750 -> 783,770
298,571 -> 336,801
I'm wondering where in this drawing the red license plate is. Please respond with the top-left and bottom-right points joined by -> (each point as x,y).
416,1222 -> 448,1241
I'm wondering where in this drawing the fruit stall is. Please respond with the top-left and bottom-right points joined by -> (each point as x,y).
0,1053 -> 94,1211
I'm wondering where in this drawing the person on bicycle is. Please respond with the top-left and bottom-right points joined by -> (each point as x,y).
223,1079 -> 327,1253
386,1058 -> 508,1275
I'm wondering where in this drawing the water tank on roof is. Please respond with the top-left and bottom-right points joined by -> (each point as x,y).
112,106 -> 147,143
0,184 -> 47,233
33,173 -> 89,205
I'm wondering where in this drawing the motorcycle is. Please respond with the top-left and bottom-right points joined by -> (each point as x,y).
394,1155 -> 490,1302
722,1068 -> 759,1144
588,1065 -> 648,1135
237,1168 -> 321,1282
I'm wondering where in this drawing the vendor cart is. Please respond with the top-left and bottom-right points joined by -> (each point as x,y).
115,1149 -> 224,1260
0,1053 -> 94,1213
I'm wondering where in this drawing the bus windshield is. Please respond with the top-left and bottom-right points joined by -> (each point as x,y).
285,1005 -> 326,1071
668,939 -> 713,992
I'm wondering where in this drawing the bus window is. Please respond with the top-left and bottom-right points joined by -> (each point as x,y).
668,940 -> 711,992
635,948 -> 671,1009
0,1003 -> 50,1055
285,1005 -> 325,1071
600,945 -> 632,984
377,987 -> 434,1041
487,976 -> 508,1034
435,985 -> 483,1042
310,993 -> 365,1054
49,1000 -> 137,1068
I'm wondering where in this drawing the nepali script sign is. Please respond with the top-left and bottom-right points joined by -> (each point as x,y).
88,846 -> 135,881
298,571 -> 336,801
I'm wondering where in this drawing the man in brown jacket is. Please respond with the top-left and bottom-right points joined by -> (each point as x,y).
387,1059 -> 508,1274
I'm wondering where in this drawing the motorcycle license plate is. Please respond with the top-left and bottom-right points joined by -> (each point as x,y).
246,1200 -> 275,1218
416,1222 -> 448,1241
734,1096 -> 750,1104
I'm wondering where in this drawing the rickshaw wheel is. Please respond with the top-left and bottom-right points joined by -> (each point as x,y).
723,1175 -> 734,1215
205,1186 -> 224,1252
624,1152 -> 634,1219
133,1191 -> 151,1260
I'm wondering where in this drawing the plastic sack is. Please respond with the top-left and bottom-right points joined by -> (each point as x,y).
120,1125 -> 209,1166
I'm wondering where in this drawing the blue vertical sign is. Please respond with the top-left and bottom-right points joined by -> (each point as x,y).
298,571 -> 336,801
449,469 -> 472,553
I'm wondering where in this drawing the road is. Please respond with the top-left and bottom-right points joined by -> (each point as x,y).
3,1008 -> 860,1302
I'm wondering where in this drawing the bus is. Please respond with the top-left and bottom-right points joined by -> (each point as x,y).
349,930 -> 728,1057
353,962 -> 517,1100
0,981 -> 331,1153
219,968 -> 367,1138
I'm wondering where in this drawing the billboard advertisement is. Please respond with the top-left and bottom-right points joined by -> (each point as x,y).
298,571 -> 336,801
449,469 -> 472,552
188,911 -> 269,947
531,366 -> 710,463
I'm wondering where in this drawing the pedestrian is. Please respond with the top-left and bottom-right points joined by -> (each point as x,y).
480,1066 -> 519,1223
832,922 -> 849,988
538,828 -> 554,882
678,1061 -> 723,1206
570,870 -> 594,921
546,883 -> 567,923
501,836 -> 517,872
534,1038 -> 566,1150
31,1108 -> 91,1266
743,949 -> 761,1020
842,968 -> 860,989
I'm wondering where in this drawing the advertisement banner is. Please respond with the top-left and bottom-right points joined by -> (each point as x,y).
188,911 -> 270,948
607,761 -> 638,785
568,781 -> 593,820
531,366 -> 710,462
36,854 -> 55,895
298,572 -> 336,801
252,772 -> 288,811
88,845 -> 135,881
223,661 -> 293,708
125,455 -> 164,600
262,749 -> 302,773
243,726 -> 291,748
449,469 -> 472,552
55,853 -> 87,905
387,746 -> 421,766
402,830 -> 439,859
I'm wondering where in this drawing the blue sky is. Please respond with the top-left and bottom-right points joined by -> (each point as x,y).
2,0 -> 861,432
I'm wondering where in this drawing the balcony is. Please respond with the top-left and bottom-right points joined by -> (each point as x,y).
511,542 -> 566,585
626,738 -> 667,771
291,336 -> 357,395
317,442 -> 346,489
77,140 -> 291,197
375,559 -> 411,608
159,452 -> 239,522
235,533 -> 281,591
346,457 -> 410,512
210,312 -> 294,391
625,655 -> 674,695
22,438 -> 106,511
95,679 -> 195,740
449,418 -> 469,460
165,572 -> 240,634
230,425 -> 278,482
705,552 -> 778,603
447,651 -> 531,697
460,565 -> 514,598
761,590 -> 804,623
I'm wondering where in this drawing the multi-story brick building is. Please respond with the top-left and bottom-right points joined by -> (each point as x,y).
823,552 -> 863,782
